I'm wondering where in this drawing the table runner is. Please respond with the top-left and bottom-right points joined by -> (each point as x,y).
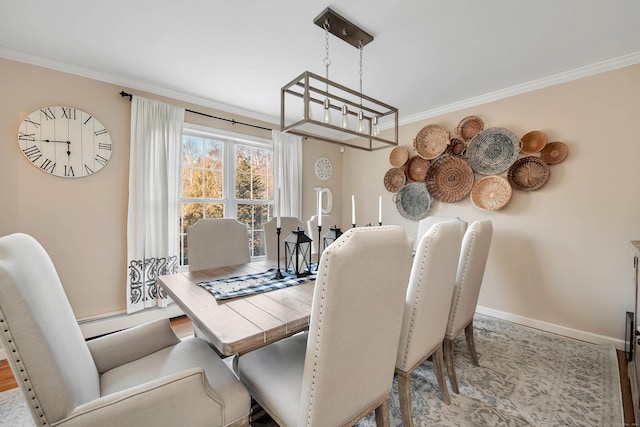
198,266 -> 316,300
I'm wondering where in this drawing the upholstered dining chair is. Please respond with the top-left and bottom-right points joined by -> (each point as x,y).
395,221 -> 463,426
444,219 -> 493,394
0,233 -> 250,427
187,218 -> 251,271
234,226 -> 413,426
264,216 -> 306,261
415,216 -> 467,249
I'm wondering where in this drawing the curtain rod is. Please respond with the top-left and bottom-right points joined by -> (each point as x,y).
119,91 -> 272,132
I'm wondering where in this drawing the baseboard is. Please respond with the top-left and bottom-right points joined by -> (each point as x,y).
477,305 -> 625,350
0,305 -> 185,361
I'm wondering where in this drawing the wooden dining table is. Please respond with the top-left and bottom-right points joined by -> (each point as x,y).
158,260 -> 315,356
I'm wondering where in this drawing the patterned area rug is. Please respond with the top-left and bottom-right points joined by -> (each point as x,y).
0,314 -> 624,427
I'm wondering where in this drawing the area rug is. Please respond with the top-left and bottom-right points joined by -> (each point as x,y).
0,314 -> 624,427
357,313 -> 623,427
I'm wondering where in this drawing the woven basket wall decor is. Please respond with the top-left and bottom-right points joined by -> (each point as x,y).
466,127 -> 521,175
393,183 -> 432,221
383,167 -> 407,193
521,130 -> 548,154
540,141 -> 568,164
406,155 -> 431,182
507,156 -> 550,191
470,175 -> 512,211
425,155 -> 475,203
455,115 -> 484,141
446,137 -> 466,156
413,124 -> 449,160
389,145 -> 409,167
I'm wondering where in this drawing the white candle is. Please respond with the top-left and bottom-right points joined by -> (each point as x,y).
317,191 -> 322,227
276,188 -> 281,228
378,195 -> 382,224
351,195 -> 356,225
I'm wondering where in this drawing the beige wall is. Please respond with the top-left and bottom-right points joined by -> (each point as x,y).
0,57 -> 341,320
2,56 -> 639,345
343,64 -> 640,343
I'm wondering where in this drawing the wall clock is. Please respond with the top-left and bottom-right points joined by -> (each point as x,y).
314,157 -> 332,181
18,106 -> 112,178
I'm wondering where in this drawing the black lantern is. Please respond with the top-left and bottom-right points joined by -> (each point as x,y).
322,225 -> 343,251
284,227 -> 313,277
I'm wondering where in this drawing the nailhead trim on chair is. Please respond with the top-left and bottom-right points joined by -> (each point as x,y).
0,309 -> 49,426
445,226 -> 478,338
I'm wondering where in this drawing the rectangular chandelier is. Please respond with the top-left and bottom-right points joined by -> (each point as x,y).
280,8 -> 399,151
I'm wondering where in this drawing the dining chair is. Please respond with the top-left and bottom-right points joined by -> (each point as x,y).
234,225 -> 413,426
187,218 -> 251,271
0,233 -> 250,427
415,216 -> 467,248
444,219 -> 493,394
395,221 -> 463,426
264,216 -> 306,261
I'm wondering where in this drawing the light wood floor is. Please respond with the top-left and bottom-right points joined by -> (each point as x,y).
0,316 -> 635,426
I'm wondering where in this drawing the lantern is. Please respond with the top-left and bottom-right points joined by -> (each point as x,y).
284,227 -> 313,277
322,225 -> 343,251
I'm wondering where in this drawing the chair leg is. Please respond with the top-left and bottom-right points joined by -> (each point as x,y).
433,346 -> 451,404
374,396 -> 390,427
444,338 -> 459,394
465,321 -> 479,367
396,371 -> 414,427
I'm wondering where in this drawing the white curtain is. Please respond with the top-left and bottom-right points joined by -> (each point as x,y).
126,96 -> 185,313
273,130 -> 303,218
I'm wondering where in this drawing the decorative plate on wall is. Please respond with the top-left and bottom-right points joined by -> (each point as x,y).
314,157 -> 332,180
393,183 -> 432,221
466,127 -> 521,175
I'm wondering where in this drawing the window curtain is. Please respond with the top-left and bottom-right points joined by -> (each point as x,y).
126,96 -> 185,313
273,130 -> 303,218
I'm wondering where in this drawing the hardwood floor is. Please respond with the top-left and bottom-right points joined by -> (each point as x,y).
0,318 -> 636,425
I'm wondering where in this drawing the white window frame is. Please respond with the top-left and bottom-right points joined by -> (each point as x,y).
180,123 -> 273,267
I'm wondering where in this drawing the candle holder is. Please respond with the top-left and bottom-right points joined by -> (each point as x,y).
379,222 -> 382,226
316,224 -> 322,267
274,227 -> 284,279
352,223 -> 356,229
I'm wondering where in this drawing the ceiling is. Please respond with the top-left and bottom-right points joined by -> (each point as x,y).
1,1 -> 639,126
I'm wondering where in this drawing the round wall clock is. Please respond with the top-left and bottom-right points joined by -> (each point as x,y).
314,157 -> 332,181
18,106 -> 112,178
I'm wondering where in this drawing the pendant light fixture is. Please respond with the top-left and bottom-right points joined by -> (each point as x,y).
280,7 -> 398,151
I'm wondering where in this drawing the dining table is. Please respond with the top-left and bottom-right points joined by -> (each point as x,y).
158,260 -> 315,356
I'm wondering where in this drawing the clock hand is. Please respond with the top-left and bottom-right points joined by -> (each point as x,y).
37,139 -> 71,144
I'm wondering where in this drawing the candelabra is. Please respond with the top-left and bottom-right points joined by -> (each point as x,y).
274,227 -> 284,279
316,224 -> 322,269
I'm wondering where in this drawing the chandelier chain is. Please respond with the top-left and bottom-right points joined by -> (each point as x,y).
359,40 -> 364,105
323,20 -> 331,81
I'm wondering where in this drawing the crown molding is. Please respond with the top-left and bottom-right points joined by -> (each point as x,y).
3,46 -> 639,129
0,46 -> 278,125
399,51 -> 640,126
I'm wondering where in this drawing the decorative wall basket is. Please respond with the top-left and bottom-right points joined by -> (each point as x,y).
389,145 -> 409,167
446,137 -> 466,156
413,124 -> 449,160
470,175 -> 512,211
393,183 -> 432,221
540,141 -> 568,164
406,155 -> 431,182
521,130 -> 548,154
507,156 -> 550,191
425,155 -> 474,203
455,115 -> 484,141
383,167 -> 406,192
466,127 -> 521,175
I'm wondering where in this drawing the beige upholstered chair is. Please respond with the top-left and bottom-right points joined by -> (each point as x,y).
234,226 -> 413,426
187,218 -> 251,271
306,214 -> 338,256
264,216 -> 306,261
395,222 -> 463,426
415,216 -> 467,249
444,219 -> 493,394
0,233 -> 250,427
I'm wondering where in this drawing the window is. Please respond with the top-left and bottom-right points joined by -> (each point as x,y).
179,125 -> 274,267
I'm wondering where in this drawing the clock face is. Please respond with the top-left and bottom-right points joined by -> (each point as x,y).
18,106 -> 112,178
315,157 -> 332,181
